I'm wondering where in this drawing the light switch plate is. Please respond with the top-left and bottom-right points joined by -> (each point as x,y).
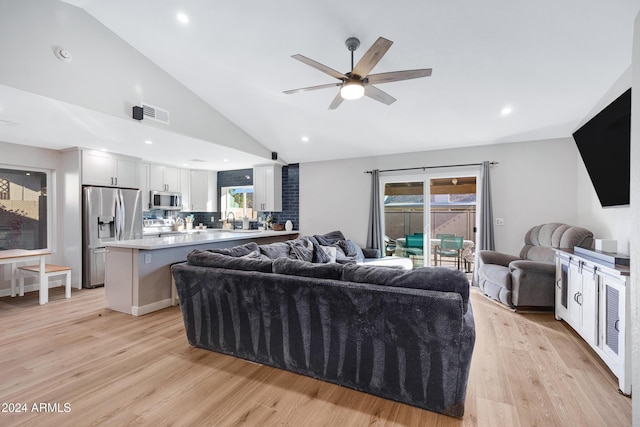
495,218 -> 505,226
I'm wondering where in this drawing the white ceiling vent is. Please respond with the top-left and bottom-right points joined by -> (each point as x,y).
141,103 -> 170,124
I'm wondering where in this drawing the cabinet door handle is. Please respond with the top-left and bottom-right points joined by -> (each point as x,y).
556,278 -> 561,289
115,177 -> 118,186
614,319 -> 620,332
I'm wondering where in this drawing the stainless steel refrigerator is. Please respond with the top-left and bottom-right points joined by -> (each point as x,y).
82,186 -> 143,288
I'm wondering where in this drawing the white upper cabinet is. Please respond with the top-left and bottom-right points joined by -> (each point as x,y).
82,150 -> 138,188
149,164 -> 181,192
138,163 -> 150,210
190,170 -> 217,212
253,164 -> 282,212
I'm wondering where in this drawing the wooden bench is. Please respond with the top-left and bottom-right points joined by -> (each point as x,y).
18,264 -> 72,302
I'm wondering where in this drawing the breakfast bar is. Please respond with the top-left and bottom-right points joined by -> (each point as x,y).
103,229 -> 297,315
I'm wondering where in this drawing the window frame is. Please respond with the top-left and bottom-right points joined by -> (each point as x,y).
0,165 -> 52,251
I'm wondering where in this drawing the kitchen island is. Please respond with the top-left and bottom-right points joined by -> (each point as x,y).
104,229 -> 298,315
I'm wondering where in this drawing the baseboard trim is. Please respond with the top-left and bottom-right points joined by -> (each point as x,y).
132,299 -> 172,316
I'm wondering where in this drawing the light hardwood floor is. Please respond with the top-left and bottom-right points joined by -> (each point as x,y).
0,286 -> 631,426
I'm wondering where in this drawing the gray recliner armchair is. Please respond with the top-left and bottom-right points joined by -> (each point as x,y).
476,223 -> 594,309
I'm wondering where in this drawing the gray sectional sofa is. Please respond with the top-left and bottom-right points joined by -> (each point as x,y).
170,233 -> 475,417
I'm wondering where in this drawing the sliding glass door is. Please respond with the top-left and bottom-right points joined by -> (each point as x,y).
381,168 -> 479,269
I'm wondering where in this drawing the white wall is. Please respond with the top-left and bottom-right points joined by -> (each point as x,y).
0,140 -> 67,293
301,137 -> 579,255
0,0 -> 271,159
629,11 -> 639,427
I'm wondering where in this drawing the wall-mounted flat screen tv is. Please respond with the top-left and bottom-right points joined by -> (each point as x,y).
572,88 -> 631,207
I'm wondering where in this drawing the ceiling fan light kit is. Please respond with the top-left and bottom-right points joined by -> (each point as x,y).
340,80 -> 365,100
284,36 -> 432,109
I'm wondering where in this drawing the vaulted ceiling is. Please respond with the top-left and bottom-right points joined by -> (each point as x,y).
2,1 -> 639,169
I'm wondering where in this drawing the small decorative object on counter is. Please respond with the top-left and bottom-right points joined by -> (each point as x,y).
242,216 -> 250,230
175,217 -> 185,231
185,215 -> 194,230
285,220 -> 293,231
272,223 -> 285,231
265,215 -> 275,230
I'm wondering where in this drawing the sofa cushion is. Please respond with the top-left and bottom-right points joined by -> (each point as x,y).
187,249 -> 273,273
341,263 -> 405,285
206,242 -> 259,257
389,267 -> 470,312
272,257 -> 343,280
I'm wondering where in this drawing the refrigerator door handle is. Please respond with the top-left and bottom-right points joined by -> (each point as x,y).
115,192 -> 122,240
119,192 -> 126,239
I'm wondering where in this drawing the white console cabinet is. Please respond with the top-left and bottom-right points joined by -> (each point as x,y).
555,249 -> 631,395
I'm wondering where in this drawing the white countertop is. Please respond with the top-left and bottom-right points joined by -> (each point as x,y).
105,229 -> 299,250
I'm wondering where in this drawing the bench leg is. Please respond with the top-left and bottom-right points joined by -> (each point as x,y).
10,262 -> 17,297
65,272 -> 71,299
19,270 -> 25,296
39,257 -> 47,305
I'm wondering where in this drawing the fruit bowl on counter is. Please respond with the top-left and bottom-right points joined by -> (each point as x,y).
271,223 -> 285,231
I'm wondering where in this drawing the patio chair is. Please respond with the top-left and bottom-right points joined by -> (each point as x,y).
404,234 -> 424,258
435,236 -> 463,269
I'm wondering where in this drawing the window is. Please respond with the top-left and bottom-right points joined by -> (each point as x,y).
0,168 -> 48,250
220,186 -> 254,220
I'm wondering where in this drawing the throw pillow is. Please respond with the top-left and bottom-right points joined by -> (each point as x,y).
320,245 -> 337,263
288,239 -> 313,262
259,242 -> 291,259
339,240 -> 365,263
312,242 -> 332,263
313,230 -> 346,245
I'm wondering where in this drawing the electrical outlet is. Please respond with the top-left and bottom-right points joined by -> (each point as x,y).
211,216 -> 215,222
495,218 -> 505,226
144,254 -> 152,264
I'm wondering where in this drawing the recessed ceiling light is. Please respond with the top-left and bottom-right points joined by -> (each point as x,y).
100,148 -> 107,152
145,140 -> 153,145
301,136 -> 309,143
182,163 -> 189,167
501,106 -> 512,116
177,12 -> 189,24
223,158 -> 229,162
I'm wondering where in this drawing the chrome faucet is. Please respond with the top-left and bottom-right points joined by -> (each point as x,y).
226,212 -> 236,229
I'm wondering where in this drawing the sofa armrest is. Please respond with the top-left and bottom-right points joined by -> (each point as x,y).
477,250 -> 520,267
362,248 -> 381,259
509,260 -> 556,275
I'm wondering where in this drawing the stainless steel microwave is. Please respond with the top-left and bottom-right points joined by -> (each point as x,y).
150,191 -> 182,210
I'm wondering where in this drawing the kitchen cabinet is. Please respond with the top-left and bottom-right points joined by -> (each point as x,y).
82,150 -> 138,188
138,163 -> 150,210
149,164 -> 180,192
555,249 -> 631,395
253,164 -> 282,212
190,170 -> 217,211
180,169 -> 191,211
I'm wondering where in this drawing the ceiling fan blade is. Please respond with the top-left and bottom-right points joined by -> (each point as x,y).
328,91 -> 344,110
366,68 -> 432,85
364,85 -> 396,105
351,37 -> 393,78
283,82 -> 341,95
291,54 -> 347,80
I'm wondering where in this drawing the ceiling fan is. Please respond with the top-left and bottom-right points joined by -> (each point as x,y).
283,36 -> 432,110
